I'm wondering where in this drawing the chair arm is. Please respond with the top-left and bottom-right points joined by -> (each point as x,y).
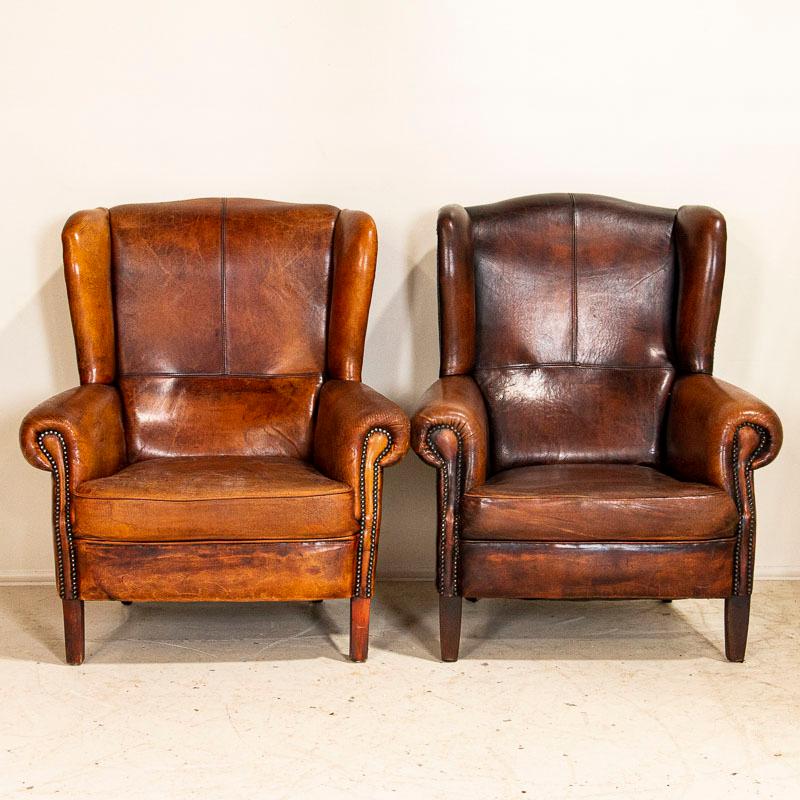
665,374 -> 782,495
313,380 -> 409,598
411,375 -> 489,492
20,385 -> 127,486
313,380 -> 410,493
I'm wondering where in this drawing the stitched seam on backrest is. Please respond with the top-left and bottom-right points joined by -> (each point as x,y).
473,363 -> 673,373
570,193 -> 578,365
117,370 -> 323,379
220,198 -> 228,374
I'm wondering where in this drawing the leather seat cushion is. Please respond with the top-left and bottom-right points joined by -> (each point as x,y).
461,464 -> 738,542
73,456 -> 358,541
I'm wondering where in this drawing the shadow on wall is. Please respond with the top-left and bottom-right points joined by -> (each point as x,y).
363,211 -> 441,580
1,216 -> 78,576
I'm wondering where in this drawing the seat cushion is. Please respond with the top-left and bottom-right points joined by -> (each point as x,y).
461,464 -> 738,542
73,456 -> 357,541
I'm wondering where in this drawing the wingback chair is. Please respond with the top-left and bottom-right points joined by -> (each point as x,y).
20,198 -> 409,665
412,194 -> 782,662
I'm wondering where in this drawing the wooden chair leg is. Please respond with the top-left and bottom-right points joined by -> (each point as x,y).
349,597 -> 371,662
439,595 -> 462,662
725,596 -> 751,662
62,599 -> 85,666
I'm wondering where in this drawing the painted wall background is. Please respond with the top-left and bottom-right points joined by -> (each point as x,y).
2,0 -> 798,580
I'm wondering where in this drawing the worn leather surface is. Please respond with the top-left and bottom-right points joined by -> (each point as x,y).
460,539 -> 736,599
108,198 -> 338,459
119,375 -> 322,461
111,198 -> 224,375
20,385 -> 126,485
476,365 -> 673,468
469,194 -> 675,368
466,194 -> 677,469
328,210 -> 377,381
438,205 -> 476,376
74,456 -> 356,541
665,374 -> 783,493
314,380 -> 410,515
461,464 -> 738,541
411,375 -> 489,492
62,209 -> 115,384
110,198 -> 337,375
76,539 -> 357,601
674,206 -> 727,374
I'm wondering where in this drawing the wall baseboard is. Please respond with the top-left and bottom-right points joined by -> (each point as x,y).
1,568 -> 799,586
0,570 -> 54,585
752,566 -> 800,580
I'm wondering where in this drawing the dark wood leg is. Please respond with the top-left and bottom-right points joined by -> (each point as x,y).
310,599 -> 323,604
121,600 -> 133,606
349,597 -> 371,662
661,599 -> 673,604
725,596 -> 751,662
62,599 -> 85,666
439,595 -> 462,662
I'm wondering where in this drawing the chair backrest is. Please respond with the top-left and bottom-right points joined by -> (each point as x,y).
62,198 -> 376,461
438,193 -> 726,471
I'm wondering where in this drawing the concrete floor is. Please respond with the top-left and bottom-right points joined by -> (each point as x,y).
0,581 -> 798,799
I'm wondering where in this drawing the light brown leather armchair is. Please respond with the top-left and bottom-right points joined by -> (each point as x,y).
20,198 -> 409,664
412,194 -> 782,662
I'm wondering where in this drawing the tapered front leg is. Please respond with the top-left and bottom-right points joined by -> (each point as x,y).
439,595 -> 462,662
350,597 -> 371,662
724,596 -> 751,662
425,426 -> 465,662
62,599 -> 85,666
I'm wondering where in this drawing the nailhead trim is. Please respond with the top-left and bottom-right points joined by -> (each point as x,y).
423,424 -> 464,596
355,428 -> 393,598
36,430 -> 76,599
731,422 -> 768,595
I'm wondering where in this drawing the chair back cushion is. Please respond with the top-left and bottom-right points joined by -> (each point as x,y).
465,194 -> 686,469
108,198 -> 337,460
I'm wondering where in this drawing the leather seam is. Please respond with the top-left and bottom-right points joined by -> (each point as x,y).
460,537 -> 735,548
36,431 -> 76,599
731,422 -> 768,595
220,198 -> 228,374
423,424 -> 464,597
460,535 -> 737,545
355,428 -> 393,598
75,535 -> 359,546
570,192 -> 577,365
473,364 -> 673,373
73,491 -> 354,502
463,492 -> 731,502
117,371 -> 323,379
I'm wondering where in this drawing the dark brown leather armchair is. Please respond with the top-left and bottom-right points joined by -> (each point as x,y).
412,194 -> 782,662
20,198 -> 409,664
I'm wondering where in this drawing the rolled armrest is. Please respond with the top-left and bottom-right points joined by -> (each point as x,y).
313,380 -> 410,491
411,375 -> 489,491
665,374 -> 782,493
20,385 -> 127,486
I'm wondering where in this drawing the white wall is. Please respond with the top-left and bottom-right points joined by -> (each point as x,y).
2,0 -> 798,581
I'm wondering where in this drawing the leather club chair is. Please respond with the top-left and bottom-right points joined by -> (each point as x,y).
412,194 -> 782,662
20,198 -> 409,665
